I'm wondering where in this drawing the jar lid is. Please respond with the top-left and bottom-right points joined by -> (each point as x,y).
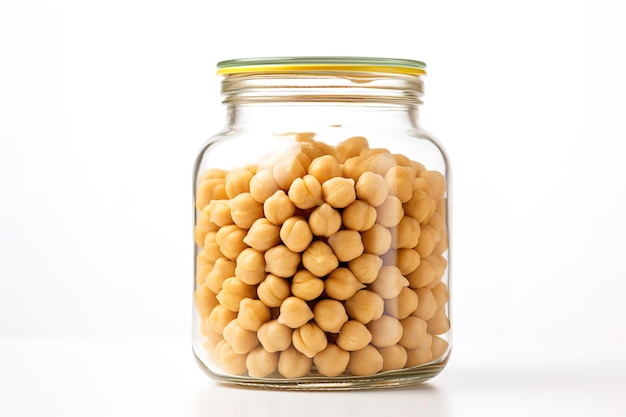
217,57 -> 426,76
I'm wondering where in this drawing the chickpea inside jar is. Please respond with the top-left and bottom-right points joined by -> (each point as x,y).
193,57 -> 451,390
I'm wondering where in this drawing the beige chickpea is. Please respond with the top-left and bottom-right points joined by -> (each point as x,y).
313,299 -> 348,333
208,304 -> 237,334
368,152 -> 397,176
246,346 -> 279,378
205,257 -> 236,293
426,308 -> 450,335
397,248 -> 421,275
292,322 -> 328,358
194,284 -> 218,318
272,156 -> 306,190
234,248 -> 266,286
392,153 -> 412,167
308,155 -> 342,184
216,277 -> 257,312
263,190 -> 296,225
325,268 -> 365,301
207,199 -> 233,227
384,286 -> 419,320
215,225 -> 248,260
249,169 -> 281,203
407,253 -> 444,288
194,206 -> 219,247
196,177 -> 227,210
413,177 -> 433,195
243,218 -> 281,252
328,230 -> 364,262
313,344 -> 350,377
361,223 -> 392,255
335,136 -> 369,163
277,296 -> 314,328
420,170 -> 446,199
278,346 -> 313,378
203,232 -> 225,262
199,168 -> 228,181
345,290 -> 384,324
433,227 -> 449,255
347,345 -> 384,376
409,160 -> 426,176
322,177 -> 356,208
298,140 -> 325,161
214,340 -> 247,375
256,274 -> 291,307
367,315 -> 403,348
308,203 -> 342,237
222,319 -> 259,354
342,200 -> 377,231
385,166 -> 416,203
280,216 -> 313,253
430,335 -> 449,360
238,298 -> 271,331
195,254 -> 214,286
342,156 -> 375,182
257,319 -> 293,353
393,216 -> 421,249
405,346 -> 433,367
264,245 -> 301,278
370,266 -> 409,299
375,195 -> 404,228
431,282 -> 449,307
302,241 -> 338,277
224,169 -> 253,199
336,320 -> 372,351
412,288 -> 437,320
403,190 -> 436,224
378,344 -> 408,372
228,193 -> 264,229
416,225 -> 441,258
399,316 -> 429,349
291,270 -> 324,301
288,175 -> 323,209
348,253 -> 383,284
425,211 -> 445,235
355,171 -> 388,207
200,319 -> 223,347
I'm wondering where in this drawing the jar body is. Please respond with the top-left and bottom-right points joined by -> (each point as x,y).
192,67 -> 450,390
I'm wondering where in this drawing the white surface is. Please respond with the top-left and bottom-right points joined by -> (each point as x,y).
1,339 -> 624,417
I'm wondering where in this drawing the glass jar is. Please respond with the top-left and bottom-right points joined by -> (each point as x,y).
192,57 -> 451,390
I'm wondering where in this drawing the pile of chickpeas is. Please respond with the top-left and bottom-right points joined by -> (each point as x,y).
194,134 -> 449,378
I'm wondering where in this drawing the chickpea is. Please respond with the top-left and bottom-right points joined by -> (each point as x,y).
215,225 -> 248,260
322,177 -> 356,208
208,304 -> 237,334
263,190 -> 296,225
280,217 -> 313,253
336,320 -> 372,351
205,257 -> 236,293
370,266 -> 409,299
222,319 -> 259,355
199,168 -> 228,181
278,346 -> 313,378
200,319 -> 223,348
203,231 -> 224,262
384,286 -> 419,320
196,178 -> 227,210
194,284 -> 218,318
393,216 -> 421,249
393,153 -> 412,167
308,155 -> 342,184
416,225 -> 441,258
249,169 -> 281,203
342,200 -> 377,231
243,218 -> 281,252
257,319 -> 292,353
409,160 -> 426,176
233,248 -> 265,286
291,270 -> 324,301
292,322 -> 328,358
397,248 -> 421,275
385,166 -> 415,203
238,298 -> 271,331
355,171 -> 388,207
413,177 -> 433,195
361,223 -> 392,255
313,344 -> 350,377
194,206 -> 219,247
425,211 -> 446,234
412,288 -> 437,320
399,317 -> 429,349
256,274 -> 291,307
325,268 -> 365,301
431,282 -> 450,307
313,299 -> 348,333
216,277 -> 256,312
420,170 -> 446,199
214,340 -> 247,375
375,195 -> 404,228
405,347 -> 433,367
407,254 -> 443,289
195,261 -> 213,287
288,175 -> 323,209
433,231 -> 449,255
264,245 -> 301,278
368,152 -> 397,176
367,315 -> 403,348
225,168 -> 253,199
302,241 -> 338,277
378,345 -> 408,372
403,190 -> 436,224
272,156 -> 306,190
298,140 -> 325,161
348,253 -> 383,284
277,296 -> 314,329
246,346 -> 279,378
308,203 -> 342,237
430,335 -> 449,360
328,230 -> 364,262
207,199 -> 233,227
228,193 -> 264,229
426,308 -> 450,335
347,345 -> 384,376
345,290 -> 384,324
335,136 -> 369,163
342,156 -> 375,182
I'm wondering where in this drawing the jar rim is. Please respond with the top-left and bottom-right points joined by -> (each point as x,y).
217,57 -> 427,76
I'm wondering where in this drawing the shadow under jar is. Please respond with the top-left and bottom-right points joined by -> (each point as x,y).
192,57 -> 451,390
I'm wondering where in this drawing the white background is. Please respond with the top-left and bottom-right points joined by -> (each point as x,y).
1,0 -> 626,415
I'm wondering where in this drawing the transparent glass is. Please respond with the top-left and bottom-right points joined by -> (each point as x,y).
192,64 -> 451,390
